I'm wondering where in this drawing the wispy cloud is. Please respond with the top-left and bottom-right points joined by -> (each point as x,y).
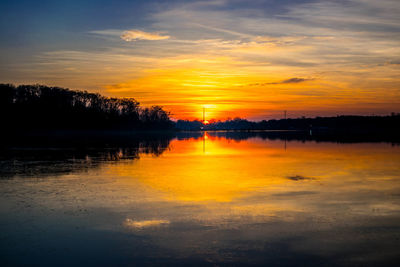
120,30 -> 170,41
249,78 -> 314,86
287,175 -> 316,181
123,219 -> 170,229
281,78 -> 311,84
272,78 -> 314,85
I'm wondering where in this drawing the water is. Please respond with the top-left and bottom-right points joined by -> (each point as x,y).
1,132 -> 400,266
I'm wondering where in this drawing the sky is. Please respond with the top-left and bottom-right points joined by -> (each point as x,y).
0,0 -> 399,120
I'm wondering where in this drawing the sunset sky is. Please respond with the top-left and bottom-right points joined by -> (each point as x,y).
1,0 -> 399,120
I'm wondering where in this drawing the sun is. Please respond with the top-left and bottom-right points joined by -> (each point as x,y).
201,104 -> 217,122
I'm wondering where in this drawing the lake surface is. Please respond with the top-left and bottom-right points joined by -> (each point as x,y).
1,132 -> 400,266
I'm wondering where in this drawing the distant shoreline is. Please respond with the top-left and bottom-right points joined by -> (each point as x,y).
2,84 -> 399,137
1,128 -> 400,146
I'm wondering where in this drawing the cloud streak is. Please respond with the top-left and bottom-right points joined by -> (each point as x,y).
249,78 -> 314,86
123,219 -> 170,229
280,78 -> 311,84
120,30 -> 170,41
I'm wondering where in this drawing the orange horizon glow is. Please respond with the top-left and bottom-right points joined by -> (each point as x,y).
103,66 -> 400,121
99,54 -> 400,121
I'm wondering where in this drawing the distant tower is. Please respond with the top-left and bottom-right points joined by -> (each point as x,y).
284,110 -> 287,120
203,107 -> 205,122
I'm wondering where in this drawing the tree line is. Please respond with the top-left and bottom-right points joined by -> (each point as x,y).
2,83 -> 399,134
0,84 -> 174,131
176,115 -> 400,133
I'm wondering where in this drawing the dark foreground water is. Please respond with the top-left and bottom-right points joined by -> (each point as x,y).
1,132 -> 400,266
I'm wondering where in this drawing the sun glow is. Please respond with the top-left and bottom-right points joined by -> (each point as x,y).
103,56 -> 400,120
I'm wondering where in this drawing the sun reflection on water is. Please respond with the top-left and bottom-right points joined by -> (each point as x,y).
109,133 -> 400,206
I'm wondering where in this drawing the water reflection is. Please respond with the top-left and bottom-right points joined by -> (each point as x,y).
0,133 -> 172,178
1,132 -> 400,266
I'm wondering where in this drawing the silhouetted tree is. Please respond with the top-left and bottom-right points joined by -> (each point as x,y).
0,84 -> 173,131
